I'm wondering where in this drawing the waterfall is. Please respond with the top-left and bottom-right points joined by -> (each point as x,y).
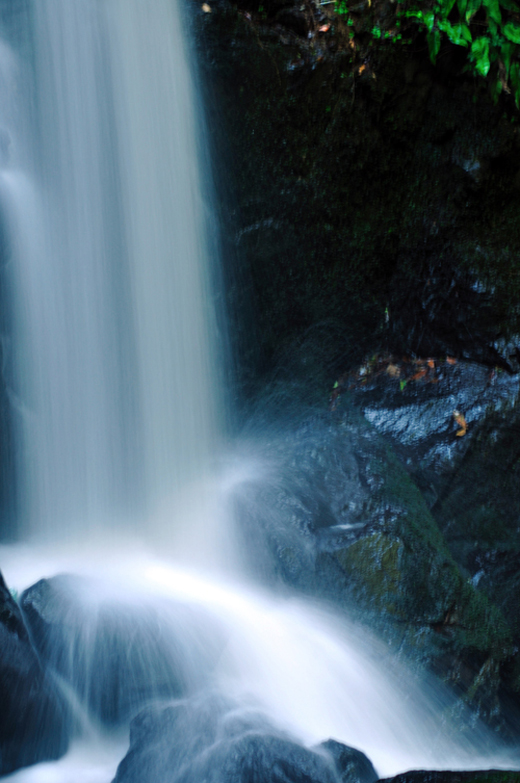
0,2 -> 517,782
6,0 -> 221,543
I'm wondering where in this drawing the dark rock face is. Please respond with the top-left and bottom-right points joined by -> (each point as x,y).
113,694 -> 375,783
346,358 -> 519,480
21,574 -> 225,726
195,0 -> 520,399
338,354 -> 520,727
0,571 -> 68,776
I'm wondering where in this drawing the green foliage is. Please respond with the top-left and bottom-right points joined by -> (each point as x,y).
336,0 -> 520,108
470,36 -> 491,75
403,0 -> 520,104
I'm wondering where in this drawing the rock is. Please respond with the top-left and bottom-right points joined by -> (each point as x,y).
114,694 -> 373,783
21,574 -> 224,726
0,570 -> 68,775
341,353 -> 520,723
346,356 -> 519,481
194,0 -> 520,397
379,772 -> 520,783
318,739 -> 378,783
232,407 -> 517,736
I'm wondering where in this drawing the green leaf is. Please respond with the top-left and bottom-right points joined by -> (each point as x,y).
500,40 -> 514,76
492,77 -> 503,102
470,36 -> 491,75
423,10 -> 435,30
443,21 -> 472,45
457,0 -> 468,14
465,0 -> 482,20
427,28 -> 441,61
400,379 -> 407,391
483,0 -> 501,23
487,18 -> 498,37
460,22 -> 473,41
502,22 -> 520,43
405,7 -> 423,18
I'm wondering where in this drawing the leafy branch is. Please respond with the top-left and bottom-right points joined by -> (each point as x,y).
335,0 -> 520,106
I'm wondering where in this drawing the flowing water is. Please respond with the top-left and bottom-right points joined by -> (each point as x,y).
0,1 -> 517,781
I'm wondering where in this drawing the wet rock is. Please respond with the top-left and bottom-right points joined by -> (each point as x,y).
0,571 -> 68,775
346,357 -> 519,479
114,694 -> 374,783
342,353 -> 520,716
379,772 -> 520,783
318,739 -> 378,783
21,575 -> 224,726
429,402 -> 520,704
233,408 -> 517,735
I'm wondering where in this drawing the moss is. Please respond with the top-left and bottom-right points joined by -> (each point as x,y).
336,533 -> 404,616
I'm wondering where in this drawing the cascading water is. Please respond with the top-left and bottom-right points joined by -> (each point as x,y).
7,0 -> 221,545
0,2 -> 518,782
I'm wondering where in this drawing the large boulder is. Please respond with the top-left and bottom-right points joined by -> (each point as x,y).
0,570 -> 68,775
336,354 -> 520,720
21,574 -> 225,726
113,694 -> 377,783
232,406 -> 517,736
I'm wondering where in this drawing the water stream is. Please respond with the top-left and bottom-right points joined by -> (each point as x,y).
0,1 -> 517,781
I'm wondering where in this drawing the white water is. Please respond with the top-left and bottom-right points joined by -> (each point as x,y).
0,1 -> 517,782
2,542 -> 517,781
7,0 -> 220,542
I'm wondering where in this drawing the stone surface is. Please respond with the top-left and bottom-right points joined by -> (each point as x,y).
21,574 -> 224,726
194,0 -> 520,400
0,571 -> 68,776
318,739 -> 378,783
379,772 -> 520,783
113,694 -> 374,783
233,404 -> 519,735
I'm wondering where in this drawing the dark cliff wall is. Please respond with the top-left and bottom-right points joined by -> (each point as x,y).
194,0 -> 520,400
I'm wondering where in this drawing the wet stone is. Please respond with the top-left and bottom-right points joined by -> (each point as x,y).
0,571 -> 69,776
113,694 -> 376,783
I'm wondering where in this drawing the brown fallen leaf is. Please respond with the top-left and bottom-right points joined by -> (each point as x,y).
427,359 -> 435,368
410,368 -> 427,381
386,363 -> 400,378
319,23 -> 331,31
453,410 -> 467,437
202,3 -> 212,11
446,356 -> 457,365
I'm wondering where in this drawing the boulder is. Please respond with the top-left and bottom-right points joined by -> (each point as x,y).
113,694 -> 375,783
21,574 -> 224,726
318,739 -> 377,783
0,570 -> 68,775
232,407 -> 517,736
